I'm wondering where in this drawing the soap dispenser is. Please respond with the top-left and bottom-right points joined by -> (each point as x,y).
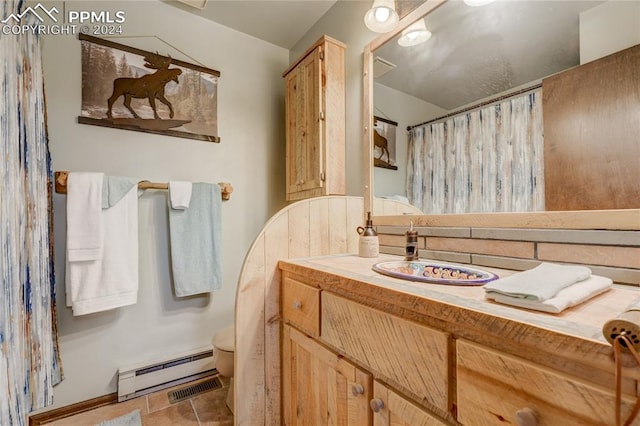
405,221 -> 419,261
357,212 -> 379,258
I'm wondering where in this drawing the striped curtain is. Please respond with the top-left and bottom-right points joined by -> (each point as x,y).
1,1 -> 62,424
407,91 -> 544,213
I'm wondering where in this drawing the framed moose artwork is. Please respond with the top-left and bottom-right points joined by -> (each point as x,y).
78,34 -> 220,143
373,116 -> 398,170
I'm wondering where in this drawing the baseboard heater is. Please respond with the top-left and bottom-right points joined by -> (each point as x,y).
117,346 -> 217,402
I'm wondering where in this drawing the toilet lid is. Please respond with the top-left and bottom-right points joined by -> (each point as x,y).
213,325 -> 234,352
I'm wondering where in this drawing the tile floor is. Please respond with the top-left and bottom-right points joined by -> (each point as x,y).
41,376 -> 233,426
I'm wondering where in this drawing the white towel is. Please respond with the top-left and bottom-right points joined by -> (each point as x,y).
482,262 -> 592,301
66,172 -> 104,262
66,182 -> 138,316
169,181 -> 192,210
485,275 -> 613,313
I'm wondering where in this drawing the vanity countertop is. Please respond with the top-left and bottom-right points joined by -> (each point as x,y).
279,254 -> 639,347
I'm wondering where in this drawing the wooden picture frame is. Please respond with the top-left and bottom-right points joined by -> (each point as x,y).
373,116 -> 398,170
78,34 -> 220,143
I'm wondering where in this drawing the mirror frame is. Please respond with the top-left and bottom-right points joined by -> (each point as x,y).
362,0 -> 639,230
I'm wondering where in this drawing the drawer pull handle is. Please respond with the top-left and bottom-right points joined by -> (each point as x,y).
369,398 -> 384,413
351,384 -> 364,396
292,301 -> 302,310
515,407 -> 539,426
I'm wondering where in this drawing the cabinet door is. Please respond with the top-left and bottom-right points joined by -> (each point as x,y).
285,46 -> 324,199
321,292 -> 451,413
457,339 -> 637,425
370,381 -> 447,426
283,325 -> 372,426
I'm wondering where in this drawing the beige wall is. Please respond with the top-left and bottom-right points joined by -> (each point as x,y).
40,0 -> 288,408
580,0 -> 640,64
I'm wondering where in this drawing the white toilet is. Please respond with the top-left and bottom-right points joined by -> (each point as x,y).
212,325 -> 235,414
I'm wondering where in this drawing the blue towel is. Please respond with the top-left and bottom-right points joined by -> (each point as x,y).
102,175 -> 137,208
168,182 -> 222,296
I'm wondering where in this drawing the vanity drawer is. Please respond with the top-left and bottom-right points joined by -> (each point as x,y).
321,292 -> 451,413
457,339 -> 634,425
282,277 -> 320,337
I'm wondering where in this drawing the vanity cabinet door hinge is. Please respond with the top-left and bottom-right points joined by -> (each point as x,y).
320,172 -> 326,182
320,111 -> 325,120
319,47 -> 324,61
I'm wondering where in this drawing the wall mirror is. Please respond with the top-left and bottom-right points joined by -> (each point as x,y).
363,0 -> 639,229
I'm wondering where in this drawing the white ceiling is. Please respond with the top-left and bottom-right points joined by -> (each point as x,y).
374,0 -> 606,110
166,0 -> 612,111
167,0 -> 339,49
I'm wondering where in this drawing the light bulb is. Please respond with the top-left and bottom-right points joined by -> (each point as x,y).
364,0 -> 399,33
398,19 -> 432,47
374,7 -> 390,23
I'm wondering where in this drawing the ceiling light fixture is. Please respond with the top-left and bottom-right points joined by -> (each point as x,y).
364,0 -> 399,33
463,0 -> 496,6
398,19 -> 432,47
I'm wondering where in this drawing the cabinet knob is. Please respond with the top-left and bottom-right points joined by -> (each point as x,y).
369,398 -> 384,413
351,384 -> 364,396
515,408 -> 539,426
291,301 -> 302,310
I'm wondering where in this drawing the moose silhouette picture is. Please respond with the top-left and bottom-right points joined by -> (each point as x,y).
78,34 -> 221,143
373,116 -> 398,170
106,52 -> 182,121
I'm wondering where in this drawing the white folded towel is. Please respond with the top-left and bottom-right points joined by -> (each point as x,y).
169,181 -> 192,210
485,275 -> 613,313
66,180 -> 139,316
66,172 -> 104,262
483,262 -> 592,301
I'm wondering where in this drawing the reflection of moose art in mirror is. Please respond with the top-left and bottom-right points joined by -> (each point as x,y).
373,116 -> 397,170
78,34 -> 220,143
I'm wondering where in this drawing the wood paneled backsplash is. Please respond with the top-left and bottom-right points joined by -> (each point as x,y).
377,225 -> 640,285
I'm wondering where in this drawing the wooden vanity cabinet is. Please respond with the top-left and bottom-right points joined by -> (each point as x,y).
282,325 -> 372,425
283,35 -> 346,201
282,278 -> 372,425
282,275 -> 452,425
280,260 -> 638,426
456,339 -> 633,425
320,292 -> 451,415
371,381 -> 447,426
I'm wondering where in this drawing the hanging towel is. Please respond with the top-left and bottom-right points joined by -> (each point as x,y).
66,178 -> 139,315
169,181 -> 193,210
485,275 -> 613,313
482,262 -> 592,301
168,182 -> 222,297
103,175 -> 138,208
66,172 -> 104,262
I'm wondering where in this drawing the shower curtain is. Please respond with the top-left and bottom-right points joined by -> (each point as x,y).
407,91 -> 544,214
1,1 -> 62,424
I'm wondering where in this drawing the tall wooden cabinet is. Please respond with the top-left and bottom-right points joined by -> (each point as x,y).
283,35 -> 346,201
